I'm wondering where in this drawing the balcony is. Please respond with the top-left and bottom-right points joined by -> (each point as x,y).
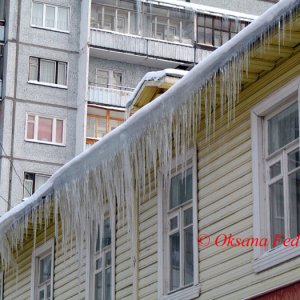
88,84 -> 134,107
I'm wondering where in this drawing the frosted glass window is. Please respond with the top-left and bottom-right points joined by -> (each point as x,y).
27,115 -> 35,139
38,117 -> 52,142
32,2 -> 43,27
56,120 -> 63,144
29,57 -> 39,81
45,5 -> 55,28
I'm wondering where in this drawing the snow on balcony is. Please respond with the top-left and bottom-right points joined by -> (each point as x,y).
88,85 -> 134,107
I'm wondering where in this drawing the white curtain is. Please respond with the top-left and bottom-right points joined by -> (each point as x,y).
40,60 -> 55,83
32,2 -> 43,27
57,7 -> 69,31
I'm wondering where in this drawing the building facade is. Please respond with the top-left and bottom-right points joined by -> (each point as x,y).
0,0 -> 298,299
0,0 -> 273,214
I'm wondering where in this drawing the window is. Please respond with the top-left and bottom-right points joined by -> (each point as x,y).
95,69 -> 123,90
252,77 -> 300,272
92,218 -> 112,300
197,14 -> 248,47
158,150 -> 199,299
24,172 -> 50,199
29,57 -> 67,87
86,108 -> 124,146
32,1 -> 70,32
25,113 -> 65,145
31,240 -> 54,300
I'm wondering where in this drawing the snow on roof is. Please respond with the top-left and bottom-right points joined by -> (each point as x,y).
126,68 -> 188,108
142,0 -> 257,21
0,0 -> 299,266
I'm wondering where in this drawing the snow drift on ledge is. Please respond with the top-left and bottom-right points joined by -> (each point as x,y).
0,0 -> 299,268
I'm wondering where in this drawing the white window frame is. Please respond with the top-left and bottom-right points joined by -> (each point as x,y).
28,57 -> 68,89
157,148 -> 200,300
31,239 -> 54,300
252,76 -> 300,273
23,172 -> 51,199
95,68 -> 124,90
86,212 -> 116,300
31,1 -> 70,33
25,113 -> 66,146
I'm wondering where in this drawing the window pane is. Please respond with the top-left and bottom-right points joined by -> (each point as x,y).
96,119 -> 107,138
289,170 -> 300,238
184,207 -> 193,226
95,272 -> 103,300
32,2 -> 43,27
184,226 -> 193,285
268,102 -> 299,154
39,254 -> 52,284
197,26 -> 205,44
270,161 -> 281,179
96,258 -> 102,270
29,57 -> 38,81
105,268 -> 112,300
35,175 -> 49,192
288,149 -> 300,171
117,13 -> 127,33
45,5 -> 55,28
269,180 -> 285,246
38,117 -> 53,142
110,110 -> 124,119
102,218 -> 111,248
46,284 -> 51,299
40,60 -> 56,84
87,117 -> 96,138
170,216 -> 178,231
57,7 -> 69,31
105,251 -> 111,267
57,62 -> 67,86
170,167 -> 193,209
110,119 -> 122,132
27,115 -> 35,139
39,289 -> 45,300
170,232 -> 180,291
112,72 -> 122,88
56,120 -> 64,144
96,70 -> 109,87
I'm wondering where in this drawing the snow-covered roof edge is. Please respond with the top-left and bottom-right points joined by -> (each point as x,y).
142,0 -> 258,21
126,68 -> 188,108
0,0 -> 299,266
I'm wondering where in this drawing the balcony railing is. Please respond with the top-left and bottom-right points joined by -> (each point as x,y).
88,84 -> 134,107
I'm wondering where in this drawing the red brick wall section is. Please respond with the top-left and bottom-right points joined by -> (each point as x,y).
254,282 -> 300,300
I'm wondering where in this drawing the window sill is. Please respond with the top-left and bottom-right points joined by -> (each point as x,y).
31,25 -> 70,34
28,80 -> 67,90
25,139 -> 66,147
253,245 -> 300,273
160,285 -> 200,300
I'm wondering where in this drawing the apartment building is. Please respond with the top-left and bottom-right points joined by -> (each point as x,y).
0,0 -> 273,214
